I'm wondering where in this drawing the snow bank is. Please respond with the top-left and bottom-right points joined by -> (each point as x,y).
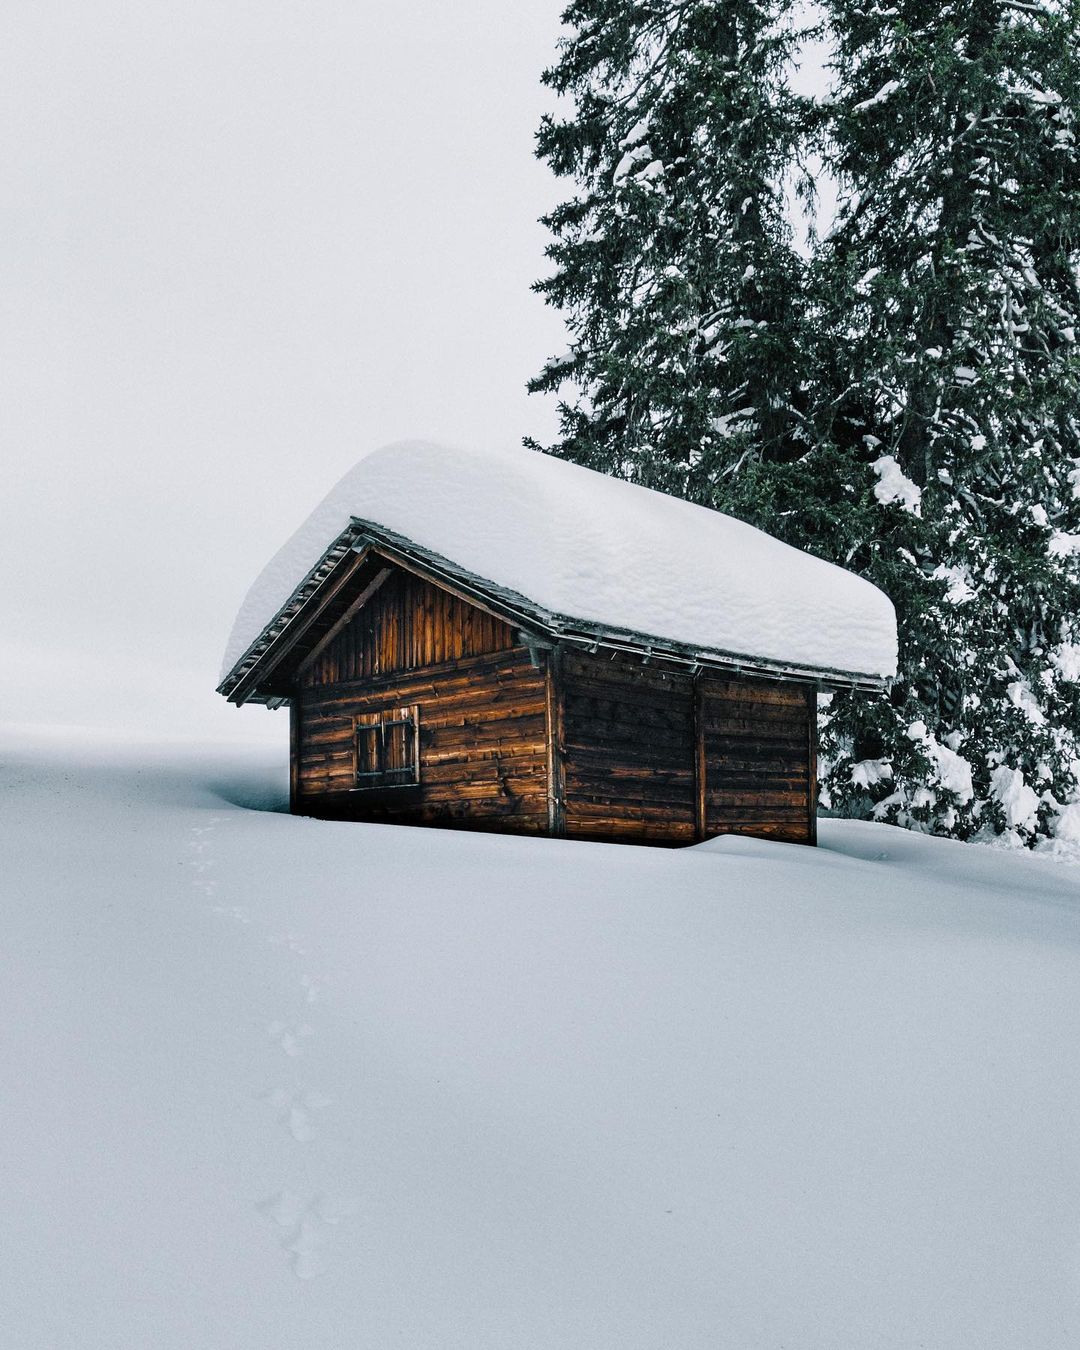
222,441 -> 898,682
3,730 -> 1079,1350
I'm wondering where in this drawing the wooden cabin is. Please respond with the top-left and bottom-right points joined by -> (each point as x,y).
218,443 -> 896,846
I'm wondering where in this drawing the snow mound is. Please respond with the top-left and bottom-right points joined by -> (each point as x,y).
222,441 -> 898,683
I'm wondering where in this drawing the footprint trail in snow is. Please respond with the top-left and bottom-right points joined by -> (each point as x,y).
266,1019 -> 315,1058
259,1087 -> 335,1142
193,816 -> 352,1278
256,1190 -> 358,1280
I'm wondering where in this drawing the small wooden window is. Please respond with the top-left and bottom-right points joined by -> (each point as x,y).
353,706 -> 420,790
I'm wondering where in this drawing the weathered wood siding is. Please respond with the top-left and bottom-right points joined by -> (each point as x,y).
559,649 -> 697,844
293,568 -> 549,833
299,567 -> 517,688
699,675 -> 815,843
288,564 -> 817,845
556,651 -> 815,846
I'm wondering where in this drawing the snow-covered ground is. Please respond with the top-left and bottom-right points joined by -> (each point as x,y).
3,726 -> 1079,1349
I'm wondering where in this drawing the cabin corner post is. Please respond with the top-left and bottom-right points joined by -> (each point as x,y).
692,671 -> 707,842
807,684 -> 818,846
545,644 -> 567,837
289,695 -> 300,815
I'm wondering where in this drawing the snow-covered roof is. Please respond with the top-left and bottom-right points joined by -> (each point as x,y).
220,441 -> 897,694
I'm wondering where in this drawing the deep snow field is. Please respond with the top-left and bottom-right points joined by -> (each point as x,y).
2,725 -> 1079,1350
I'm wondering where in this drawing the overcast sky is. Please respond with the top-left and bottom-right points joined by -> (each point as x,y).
2,4 -> 834,748
2,1 -> 568,743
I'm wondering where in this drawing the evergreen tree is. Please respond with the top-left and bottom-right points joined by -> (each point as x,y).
530,0 -> 1080,850
528,0 -> 813,501
807,0 -> 1080,845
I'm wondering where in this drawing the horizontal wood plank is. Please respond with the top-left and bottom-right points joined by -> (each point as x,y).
293,569 -> 818,847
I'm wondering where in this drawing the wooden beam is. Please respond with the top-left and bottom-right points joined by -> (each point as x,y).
693,671 -> 707,842
806,684 -> 818,846
545,645 -> 567,838
230,548 -> 371,705
289,697 -> 300,815
296,566 -> 393,679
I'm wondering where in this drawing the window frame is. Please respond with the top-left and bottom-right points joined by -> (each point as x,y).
351,704 -> 421,791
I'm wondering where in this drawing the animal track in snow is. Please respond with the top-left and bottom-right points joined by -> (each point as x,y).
267,1020 -> 314,1057
256,1189 -> 357,1279
299,974 -> 322,1004
267,932 -> 308,957
259,1087 -> 334,1142
211,904 -> 251,925
189,822 -> 225,902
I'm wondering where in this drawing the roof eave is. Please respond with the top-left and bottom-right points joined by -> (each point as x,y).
344,520 -> 891,694
218,519 -> 893,703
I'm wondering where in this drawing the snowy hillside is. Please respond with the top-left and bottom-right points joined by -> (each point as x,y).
3,727 -> 1079,1349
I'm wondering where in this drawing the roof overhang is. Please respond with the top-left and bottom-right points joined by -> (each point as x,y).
218,518 -> 892,706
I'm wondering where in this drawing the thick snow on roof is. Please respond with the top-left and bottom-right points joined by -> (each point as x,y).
222,441 -> 897,682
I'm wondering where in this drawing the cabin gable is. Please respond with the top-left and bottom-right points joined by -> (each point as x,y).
291,564 -> 552,835
299,566 -> 519,688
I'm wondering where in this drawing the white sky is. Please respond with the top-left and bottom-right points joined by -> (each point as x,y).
2,1 -> 568,743
2,2 -> 833,746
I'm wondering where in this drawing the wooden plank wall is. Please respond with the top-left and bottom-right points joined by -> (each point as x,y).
699,676 -> 815,843
300,568 -> 517,689
294,568 -> 549,833
296,654 -> 549,832
559,649 -> 697,844
558,652 -> 814,846
290,563 -> 816,845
